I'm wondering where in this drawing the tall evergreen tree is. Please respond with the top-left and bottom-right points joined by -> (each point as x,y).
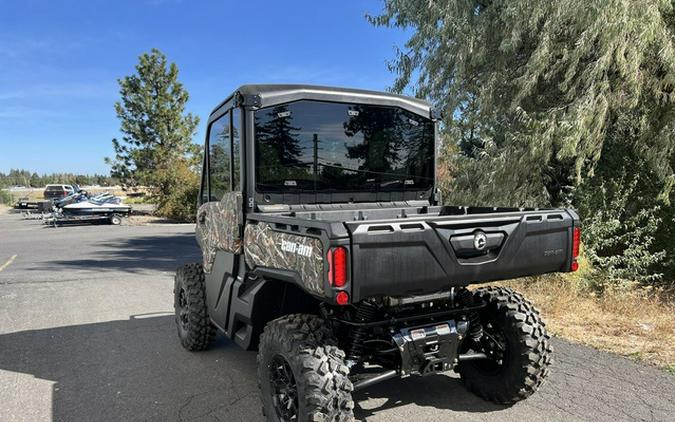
106,48 -> 200,187
106,48 -> 201,219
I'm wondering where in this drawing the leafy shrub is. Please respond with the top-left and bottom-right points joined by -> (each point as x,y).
152,159 -> 200,222
156,183 -> 199,222
0,189 -> 13,205
576,171 -> 666,289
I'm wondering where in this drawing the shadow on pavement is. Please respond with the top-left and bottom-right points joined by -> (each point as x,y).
0,313 -> 506,422
353,374 -> 505,419
0,315 -> 261,422
43,233 -> 202,274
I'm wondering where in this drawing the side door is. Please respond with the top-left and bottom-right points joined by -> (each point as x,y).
195,108 -> 244,330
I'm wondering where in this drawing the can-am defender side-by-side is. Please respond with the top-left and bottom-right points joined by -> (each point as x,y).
174,85 -> 581,421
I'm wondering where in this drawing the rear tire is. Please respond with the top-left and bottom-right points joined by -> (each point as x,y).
458,286 -> 553,404
257,314 -> 354,422
174,263 -> 216,351
109,215 -> 122,225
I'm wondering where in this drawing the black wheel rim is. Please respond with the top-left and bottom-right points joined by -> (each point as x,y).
177,286 -> 189,331
269,355 -> 299,421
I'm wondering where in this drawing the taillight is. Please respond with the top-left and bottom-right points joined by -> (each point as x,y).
572,227 -> 580,258
571,227 -> 581,271
335,291 -> 350,306
328,246 -> 348,287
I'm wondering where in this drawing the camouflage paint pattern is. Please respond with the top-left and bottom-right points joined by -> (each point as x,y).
244,222 -> 325,295
197,191 -> 243,272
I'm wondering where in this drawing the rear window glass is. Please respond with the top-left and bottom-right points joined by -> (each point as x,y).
254,100 -> 435,192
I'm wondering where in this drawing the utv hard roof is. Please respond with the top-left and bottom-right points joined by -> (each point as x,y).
209,84 -> 435,119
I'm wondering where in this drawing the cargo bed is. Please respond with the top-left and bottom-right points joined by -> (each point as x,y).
249,204 -> 579,301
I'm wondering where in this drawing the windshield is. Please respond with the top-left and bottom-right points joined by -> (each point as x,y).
254,100 -> 434,193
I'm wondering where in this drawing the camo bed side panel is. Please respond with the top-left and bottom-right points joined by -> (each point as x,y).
197,191 -> 243,272
244,222 -> 325,295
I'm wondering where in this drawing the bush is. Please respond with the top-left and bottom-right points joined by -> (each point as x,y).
156,182 -> 199,222
576,171 -> 666,289
152,159 -> 200,222
0,189 -> 13,205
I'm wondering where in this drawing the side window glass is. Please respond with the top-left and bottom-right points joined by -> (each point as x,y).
199,151 -> 209,204
232,108 -> 242,191
208,112 -> 231,201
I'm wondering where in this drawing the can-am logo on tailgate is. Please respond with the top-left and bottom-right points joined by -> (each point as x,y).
280,239 -> 313,257
473,231 -> 487,251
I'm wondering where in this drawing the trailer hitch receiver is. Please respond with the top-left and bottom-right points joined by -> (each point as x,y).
392,319 -> 468,376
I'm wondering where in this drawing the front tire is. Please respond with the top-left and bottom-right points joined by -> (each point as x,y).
257,314 -> 354,422
458,287 -> 553,404
174,263 -> 216,351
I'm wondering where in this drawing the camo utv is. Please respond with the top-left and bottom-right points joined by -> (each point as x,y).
174,84 -> 581,421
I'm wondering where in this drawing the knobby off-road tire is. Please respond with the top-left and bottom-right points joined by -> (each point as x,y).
174,263 -> 216,351
257,314 -> 354,422
458,286 -> 553,404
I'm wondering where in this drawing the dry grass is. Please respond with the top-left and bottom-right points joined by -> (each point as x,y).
495,275 -> 675,370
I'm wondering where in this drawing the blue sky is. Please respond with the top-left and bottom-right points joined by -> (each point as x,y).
0,0 -> 409,175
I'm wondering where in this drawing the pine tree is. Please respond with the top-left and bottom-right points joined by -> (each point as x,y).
106,48 -> 200,184
106,48 -> 201,219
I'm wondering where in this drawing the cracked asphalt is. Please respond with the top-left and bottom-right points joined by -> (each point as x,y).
0,211 -> 674,422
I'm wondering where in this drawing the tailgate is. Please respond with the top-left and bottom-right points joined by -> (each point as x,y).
346,209 -> 578,301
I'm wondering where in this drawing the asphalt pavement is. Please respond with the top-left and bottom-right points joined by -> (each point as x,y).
0,210 -> 674,422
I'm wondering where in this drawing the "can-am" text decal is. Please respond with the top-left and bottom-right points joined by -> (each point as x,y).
280,239 -> 314,257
